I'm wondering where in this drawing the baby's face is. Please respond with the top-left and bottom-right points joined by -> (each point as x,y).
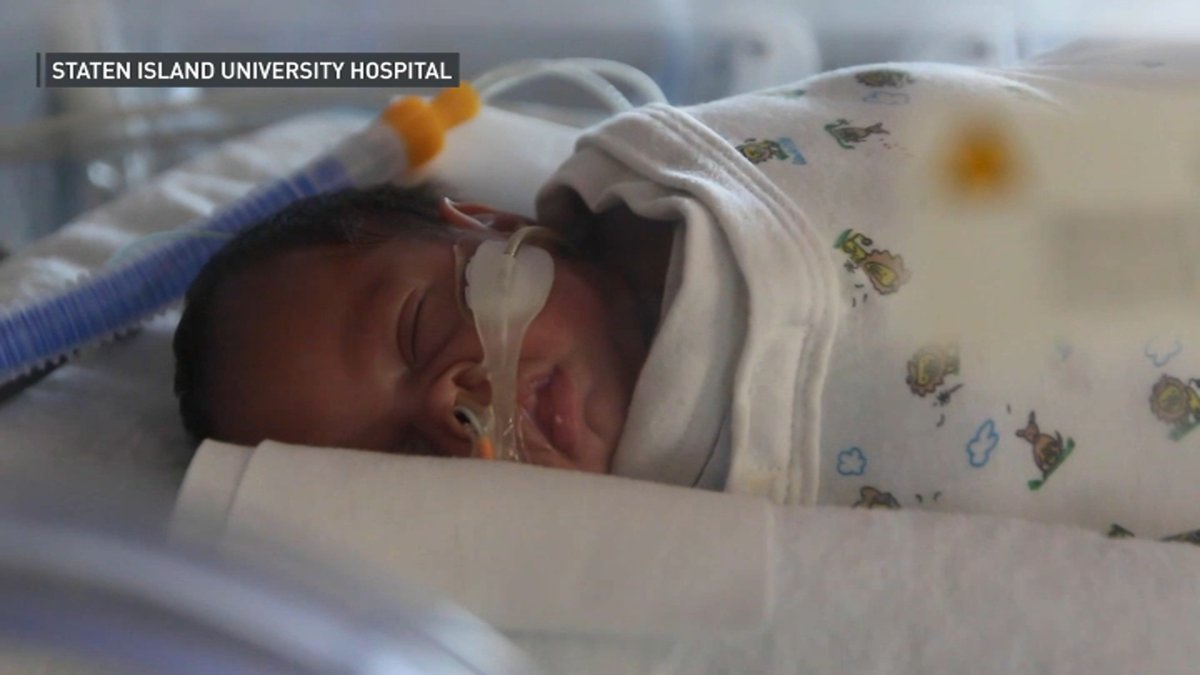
207,217 -> 648,473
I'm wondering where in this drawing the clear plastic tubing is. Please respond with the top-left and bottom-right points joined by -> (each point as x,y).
0,86 -> 479,385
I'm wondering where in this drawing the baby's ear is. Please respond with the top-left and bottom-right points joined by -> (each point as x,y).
439,197 -> 532,233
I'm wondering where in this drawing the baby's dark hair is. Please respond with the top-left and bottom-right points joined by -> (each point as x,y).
173,183 -> 454,442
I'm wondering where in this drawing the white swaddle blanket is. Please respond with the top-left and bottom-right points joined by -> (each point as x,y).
537,40 -> 1200,529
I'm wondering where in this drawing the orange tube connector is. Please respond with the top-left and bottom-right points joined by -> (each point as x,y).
476,436 -> 496,461
380,83 -> 481,169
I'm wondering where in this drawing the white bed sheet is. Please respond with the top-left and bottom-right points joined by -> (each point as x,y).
177,438 -> 1200,674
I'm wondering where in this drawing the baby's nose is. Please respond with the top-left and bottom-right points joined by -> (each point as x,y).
447,364 -> 494,454
452,363 -> 492,406
418,358 -> 493,458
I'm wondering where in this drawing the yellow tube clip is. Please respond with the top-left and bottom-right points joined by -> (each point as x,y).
381,83 -> 481,169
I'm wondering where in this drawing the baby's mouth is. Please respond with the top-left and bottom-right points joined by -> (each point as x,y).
519,367 -> 579,461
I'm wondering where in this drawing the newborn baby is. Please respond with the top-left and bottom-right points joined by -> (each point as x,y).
177,39 -> 1200,541
173,185 -> 674,473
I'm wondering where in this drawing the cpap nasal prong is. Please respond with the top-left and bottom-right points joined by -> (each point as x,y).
453,404 -> 483,434
454,404 -> 495,460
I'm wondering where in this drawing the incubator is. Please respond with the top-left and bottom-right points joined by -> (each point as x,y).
4,6 -> 1200,672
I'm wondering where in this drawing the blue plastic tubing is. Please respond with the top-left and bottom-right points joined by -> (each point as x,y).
0,152 -> 359,384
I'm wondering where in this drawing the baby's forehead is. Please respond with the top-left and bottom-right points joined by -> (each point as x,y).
215,246 -> 349,307
226,237 -> 432,294
211,235 -> 455,329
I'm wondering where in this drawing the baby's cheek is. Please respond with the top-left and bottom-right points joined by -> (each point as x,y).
529,273 -> 606,346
